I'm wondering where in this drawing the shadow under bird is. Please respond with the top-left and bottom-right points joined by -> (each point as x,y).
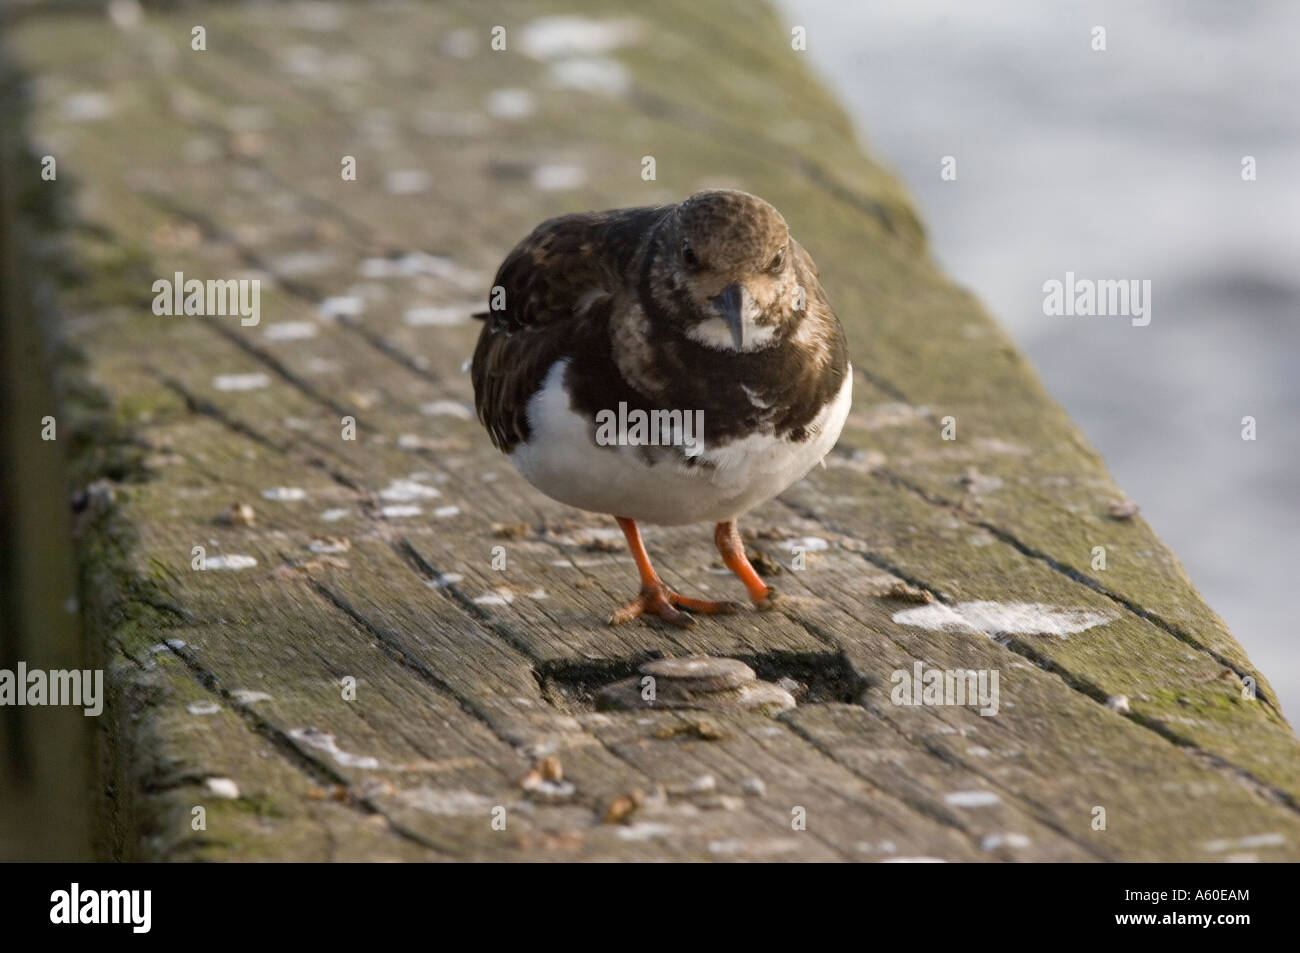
471,189 -> 851,626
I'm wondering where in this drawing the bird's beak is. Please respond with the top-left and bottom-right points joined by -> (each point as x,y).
710,282 -> 746,349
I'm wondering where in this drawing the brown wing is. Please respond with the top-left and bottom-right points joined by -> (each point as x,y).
471,207 -> 666,452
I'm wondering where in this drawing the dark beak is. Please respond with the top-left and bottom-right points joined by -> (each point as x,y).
710,282 -> 745,349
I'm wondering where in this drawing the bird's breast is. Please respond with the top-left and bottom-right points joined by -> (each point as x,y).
509,359 -> 852,525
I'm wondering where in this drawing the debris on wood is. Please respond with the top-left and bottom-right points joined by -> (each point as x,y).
748,549 -> 784,576
204,777 -> 240,799
742,778 -> 767,798
217,501 -> 256,526
309,536 -> 352,554
520,756 -> 574,802
1107,499 -> 1140,519
306,785 -> 349,802
491,521 -> 530,539
603,793 -> 641,824
879,579 -> 935,603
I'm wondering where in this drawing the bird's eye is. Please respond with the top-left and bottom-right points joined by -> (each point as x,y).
768,246 -> 786,273
681,241 -> 699,269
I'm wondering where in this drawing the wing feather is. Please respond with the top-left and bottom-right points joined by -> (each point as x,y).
471,208 -> 664,451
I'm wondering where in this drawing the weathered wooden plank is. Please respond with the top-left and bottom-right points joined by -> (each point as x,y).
77,290 -> 1300,859
7,0 -> 1297,862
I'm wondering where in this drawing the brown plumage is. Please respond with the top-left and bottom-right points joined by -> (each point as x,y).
471,190 -> 851,627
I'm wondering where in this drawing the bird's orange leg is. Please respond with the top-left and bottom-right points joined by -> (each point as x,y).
714,520 -> 776,609
609,517 -> 741,627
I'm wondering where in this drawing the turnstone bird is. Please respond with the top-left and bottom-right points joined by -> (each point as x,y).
472,189 -> 851,627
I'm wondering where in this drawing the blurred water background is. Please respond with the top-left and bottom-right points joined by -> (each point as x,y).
781,0 -> 1300,721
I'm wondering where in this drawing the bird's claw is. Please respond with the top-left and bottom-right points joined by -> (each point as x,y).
752,586 -> 778,611
608,585 -> 741,628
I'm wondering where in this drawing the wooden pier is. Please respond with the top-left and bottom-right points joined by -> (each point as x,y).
2,0 -> 1297,861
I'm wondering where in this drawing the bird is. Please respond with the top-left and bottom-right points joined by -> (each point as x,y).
471,189 -> 851,627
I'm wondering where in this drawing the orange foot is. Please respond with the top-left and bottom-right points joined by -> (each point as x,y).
608,583 -> 742,628
714,520 -> 777,610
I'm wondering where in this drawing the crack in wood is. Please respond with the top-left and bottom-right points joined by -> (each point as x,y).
771,502 -> 1300,821
156,640 -> 446,856
875,466 -> 1279,714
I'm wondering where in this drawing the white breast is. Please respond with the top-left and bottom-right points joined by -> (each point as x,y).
509,360 -> 852,526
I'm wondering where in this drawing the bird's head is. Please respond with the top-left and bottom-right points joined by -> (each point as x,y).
651,190 -> 803,352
